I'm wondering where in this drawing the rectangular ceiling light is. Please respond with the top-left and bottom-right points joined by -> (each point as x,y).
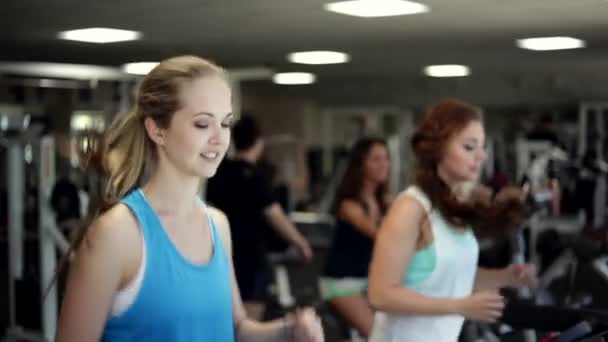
324,0 -> 429,17
287,51 -> 350,65
122,62 -> 159,75
424,64 -> 470,77
0,62 -> 131,80
273,72 -> 316,85
58,27 -> 142,43
516,37 -> 585,51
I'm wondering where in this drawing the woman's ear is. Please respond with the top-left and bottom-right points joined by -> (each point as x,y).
144,117 -> 165,146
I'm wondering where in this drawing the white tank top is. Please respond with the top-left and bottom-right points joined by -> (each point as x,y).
370,186 -> 479,342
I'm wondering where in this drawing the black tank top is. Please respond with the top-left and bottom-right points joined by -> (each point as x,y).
323,218 -> 374,278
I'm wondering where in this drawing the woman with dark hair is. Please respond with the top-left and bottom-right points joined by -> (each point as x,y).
320,137 -> 390,338
368,99 -> 537,342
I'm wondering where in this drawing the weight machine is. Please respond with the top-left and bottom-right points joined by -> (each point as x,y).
2,110 -> 69,342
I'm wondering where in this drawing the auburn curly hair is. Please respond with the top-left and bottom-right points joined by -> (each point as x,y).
411,98 -> 526,238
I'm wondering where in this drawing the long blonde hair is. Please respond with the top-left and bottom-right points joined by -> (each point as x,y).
53,56 -> 227,288
103,55 -> 226,205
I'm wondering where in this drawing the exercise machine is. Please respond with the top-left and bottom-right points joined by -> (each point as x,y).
2,130 -> 69,342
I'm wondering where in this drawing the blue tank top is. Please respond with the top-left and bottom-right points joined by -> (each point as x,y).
102,189 -> 234,342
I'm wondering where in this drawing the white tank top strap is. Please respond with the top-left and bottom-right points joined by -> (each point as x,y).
403,185 -> 432,213
110,195 -> 217,318
110,229 -> 146,318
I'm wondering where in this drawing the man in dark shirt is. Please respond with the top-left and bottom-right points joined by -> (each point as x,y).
206,115 -> 312,319
50,177 -> 82,231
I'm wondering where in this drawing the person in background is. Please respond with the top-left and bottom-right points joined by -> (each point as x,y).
257,159 -> 290,254
368,99 -> 537,342
525,113 -> 562,215
206,115 -> 313,320
50,161 -> 83,239
320,137 -> 391,338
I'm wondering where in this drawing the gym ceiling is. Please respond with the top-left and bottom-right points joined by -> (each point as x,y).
2,0 -> 608,104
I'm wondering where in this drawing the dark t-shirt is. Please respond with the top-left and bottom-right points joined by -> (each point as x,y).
206,159 -> 276,266
323,218 -> 375,278
50,178 -> 81,225
264,184 -> 290,253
